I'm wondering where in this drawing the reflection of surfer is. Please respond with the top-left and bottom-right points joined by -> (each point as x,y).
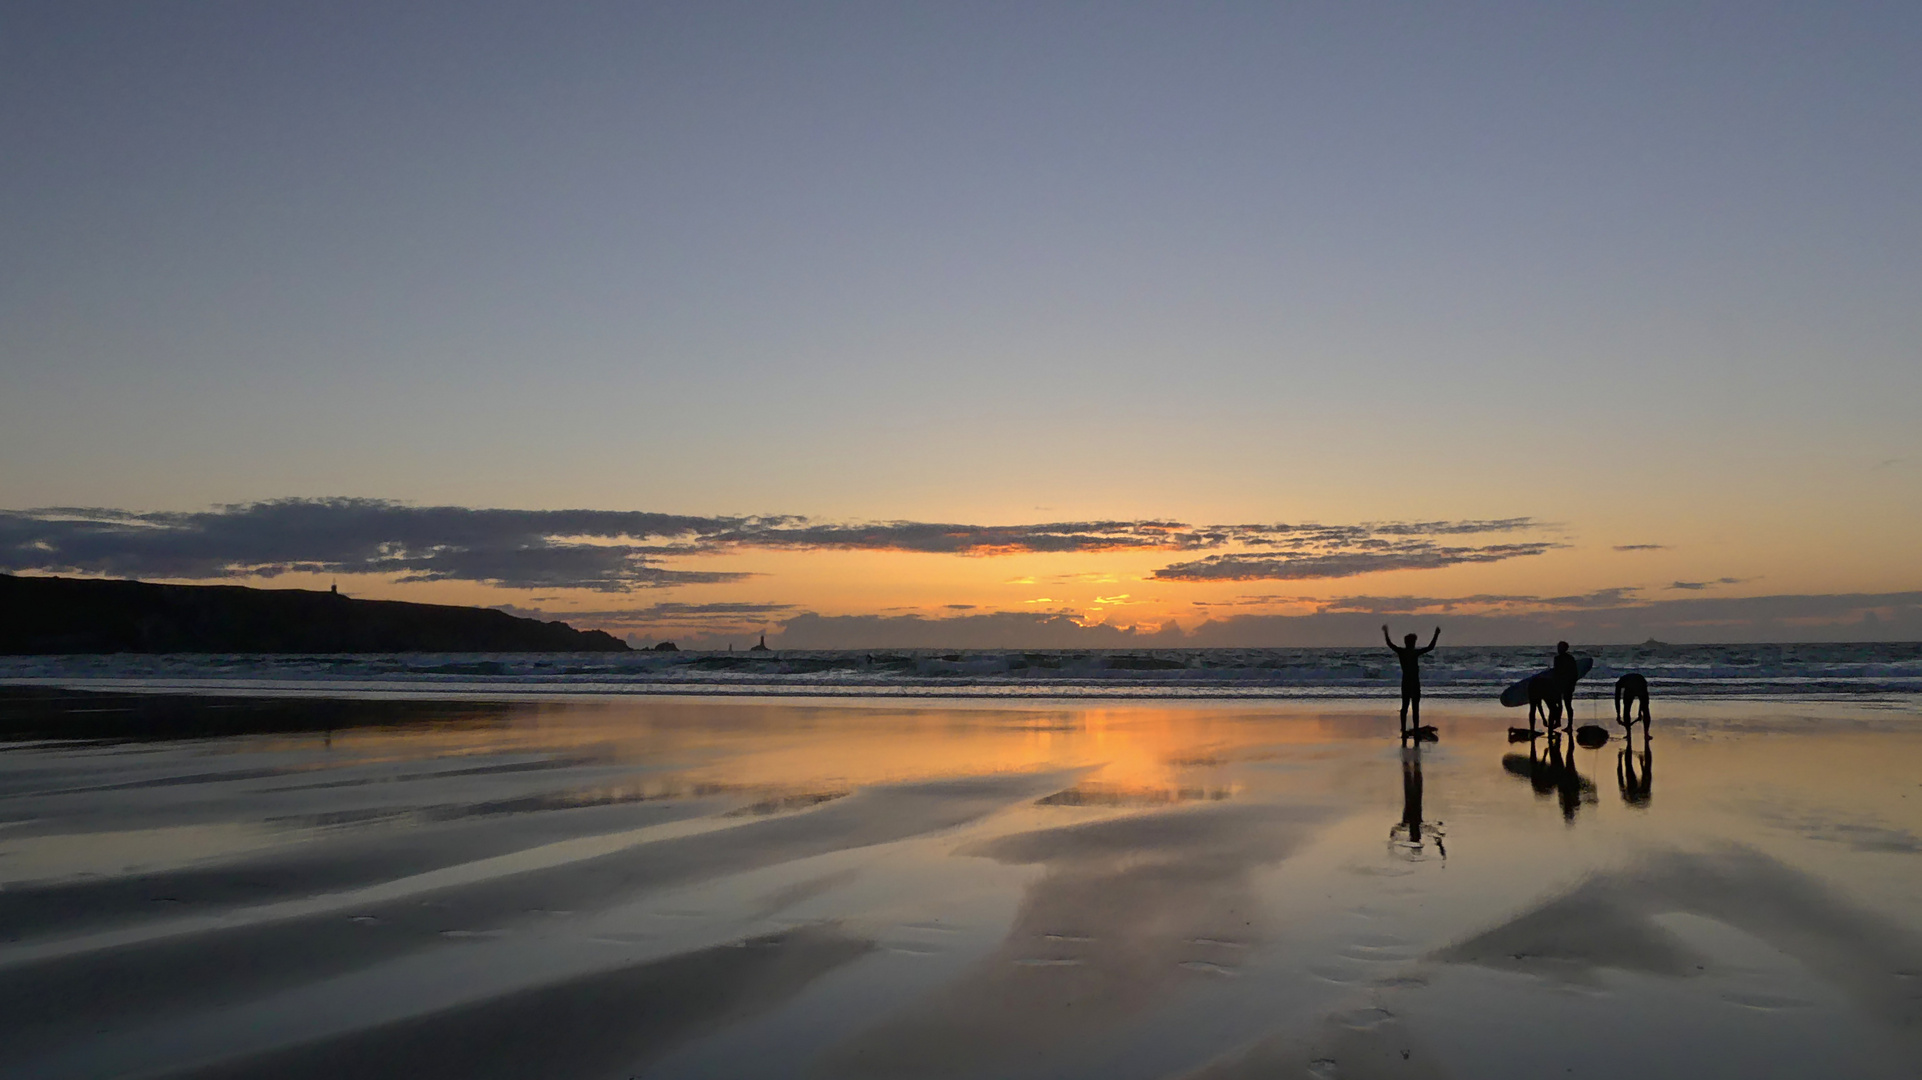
1617,715 -> 1653,806
1390,743 -> 1444,859
1502,731 -> 1595,822
1382,625 -> 1440,731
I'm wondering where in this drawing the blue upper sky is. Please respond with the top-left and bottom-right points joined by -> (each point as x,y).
2,2 -> 1918,642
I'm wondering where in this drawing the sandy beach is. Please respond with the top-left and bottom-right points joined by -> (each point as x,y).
1,690 -> 1918,1079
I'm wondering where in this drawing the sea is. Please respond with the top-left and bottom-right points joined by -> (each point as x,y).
2,641 -> 1919,701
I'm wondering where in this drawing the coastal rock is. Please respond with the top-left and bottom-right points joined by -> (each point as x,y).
0,574 -> 630,654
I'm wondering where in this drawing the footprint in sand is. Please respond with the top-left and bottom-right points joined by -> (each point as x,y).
1307,961 -> 1367,985
1186,937 -> 1250,949
1178,960 -> 1241,977
1331,1007 -> 1395,1030
1720,991 -> 1814,1011
1336,943 -> 1415,963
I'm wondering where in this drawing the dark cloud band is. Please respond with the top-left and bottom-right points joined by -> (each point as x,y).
0,499 -> 1555,592
1151,542 -> 1559,582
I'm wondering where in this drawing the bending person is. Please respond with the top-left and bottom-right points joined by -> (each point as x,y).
1383,624 -> 1441,731
1615,672 -> 1651,730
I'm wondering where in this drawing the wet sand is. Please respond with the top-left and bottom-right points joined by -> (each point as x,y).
1,691 -> 1918,1079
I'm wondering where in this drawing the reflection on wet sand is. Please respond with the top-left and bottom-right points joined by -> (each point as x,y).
820,805 -> 1331,1077
1390,742 -> 1443,861
1,689 -> 1919,1079
1502,730 -> 1599,822
176,926 -> 875,1080
1619,726 -> 1654,808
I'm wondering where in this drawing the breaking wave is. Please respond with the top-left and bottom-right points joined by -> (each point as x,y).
3,642 -> 1920,701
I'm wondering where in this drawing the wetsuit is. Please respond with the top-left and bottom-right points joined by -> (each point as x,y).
1552,649 -> 1579,721
1384,629 -> 1439,727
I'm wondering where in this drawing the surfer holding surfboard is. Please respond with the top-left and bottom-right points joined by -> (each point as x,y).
1382,624 -> 1441,732
1552,641 -> 1581,720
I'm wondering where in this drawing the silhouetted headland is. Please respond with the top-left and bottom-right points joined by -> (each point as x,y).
0,573 -> 628,653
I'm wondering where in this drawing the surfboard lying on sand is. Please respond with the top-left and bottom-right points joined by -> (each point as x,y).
1499,655 -> 1594,707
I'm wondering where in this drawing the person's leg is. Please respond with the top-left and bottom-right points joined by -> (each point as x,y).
1411,686 -> 1421,727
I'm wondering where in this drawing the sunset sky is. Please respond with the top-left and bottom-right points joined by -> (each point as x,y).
3,3 -> 1918,646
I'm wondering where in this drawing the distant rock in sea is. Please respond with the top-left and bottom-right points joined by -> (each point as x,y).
651,640 -> 679,651
0,574 -> 630,654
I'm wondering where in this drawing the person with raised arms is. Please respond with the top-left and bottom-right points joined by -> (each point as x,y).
1383,624 -> 1441,733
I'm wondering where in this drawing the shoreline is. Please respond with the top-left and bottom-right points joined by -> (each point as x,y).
6,677 -> 1922,709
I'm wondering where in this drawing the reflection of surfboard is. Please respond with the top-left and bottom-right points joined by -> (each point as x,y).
1499,656 -> 1593,707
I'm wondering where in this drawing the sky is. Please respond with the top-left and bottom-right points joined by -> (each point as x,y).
3,2 -> 1919,647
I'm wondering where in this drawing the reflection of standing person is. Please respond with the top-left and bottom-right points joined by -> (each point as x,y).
1390,743 -> 1443,858
1552,641 -> 1580,722
1382,625 -> 1441,730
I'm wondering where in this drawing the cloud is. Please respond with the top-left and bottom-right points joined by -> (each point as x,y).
515,586 -> 1922,647
537,602 -> 801,628
705,519 -> 1210,555
1151,543 -> 1558,582
0,500 -> 1558,593
1307,588 -> 1642,613
713,590 -> 1922,647
0,500 -> 748,592
1666,577 -> 1749,591
775,611 -> 1182,650
1168,591 -> 1922,646
1613,544 -> 1668,552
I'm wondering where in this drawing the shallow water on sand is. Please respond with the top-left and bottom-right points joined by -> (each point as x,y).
1,692 -> 1918,1079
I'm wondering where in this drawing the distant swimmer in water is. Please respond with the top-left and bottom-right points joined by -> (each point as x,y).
1382,624 -> 1441,731
1615,672 -> 1651,730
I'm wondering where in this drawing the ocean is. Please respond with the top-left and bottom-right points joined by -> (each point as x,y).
3,641 -> 1918,701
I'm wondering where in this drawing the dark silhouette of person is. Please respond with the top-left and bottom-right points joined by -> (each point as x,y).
1526,672 -> 1562,730
1615,672 -> 1651,730
1382,624 -> 1440,731
1551,641 -> 1581,722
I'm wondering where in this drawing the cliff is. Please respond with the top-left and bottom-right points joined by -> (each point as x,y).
0,574 -> 629,654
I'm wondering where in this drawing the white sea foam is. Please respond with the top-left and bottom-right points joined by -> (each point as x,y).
2,643 -> 1918,700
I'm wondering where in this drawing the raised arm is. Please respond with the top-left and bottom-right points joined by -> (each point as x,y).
1417,627 -> 1441,654
1382,624 -> 1398,651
